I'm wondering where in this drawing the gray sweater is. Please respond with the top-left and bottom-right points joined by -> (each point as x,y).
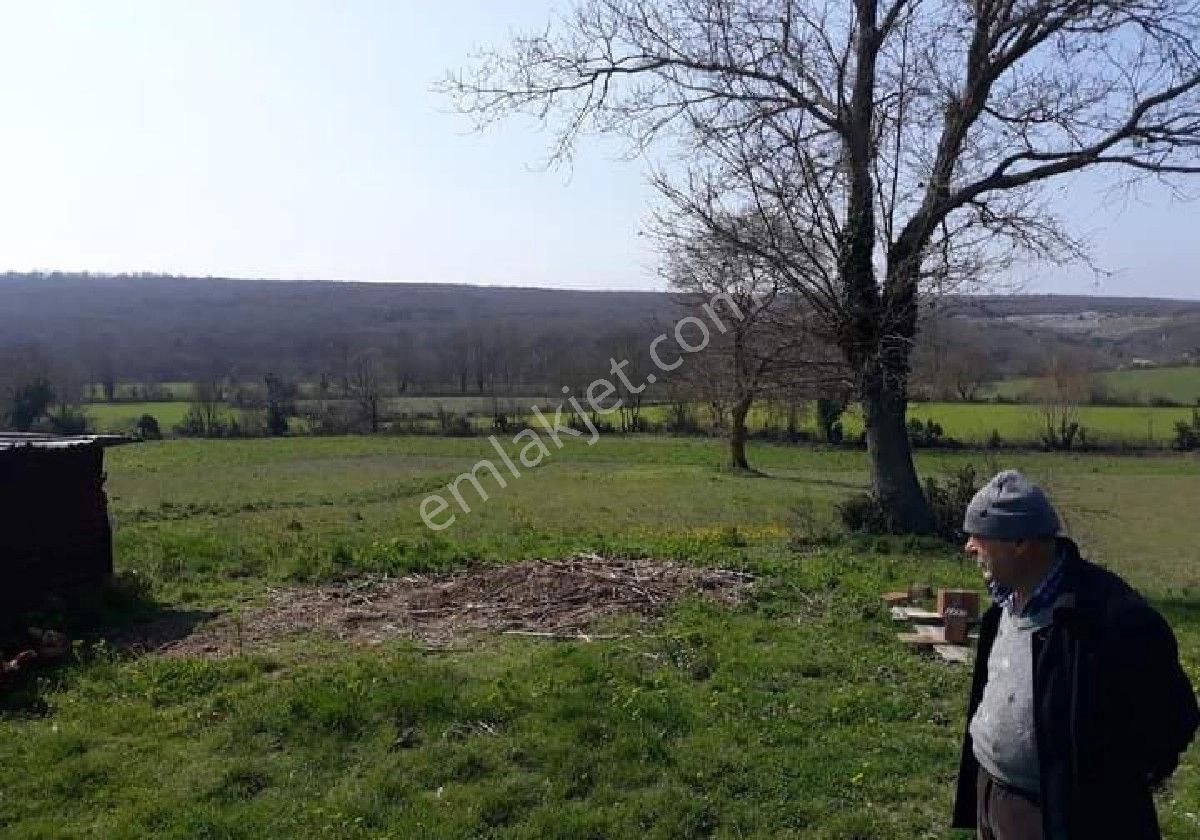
969,602 -> 1056,794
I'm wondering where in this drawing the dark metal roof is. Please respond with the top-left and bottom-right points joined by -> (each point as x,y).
0,433 -> 136,452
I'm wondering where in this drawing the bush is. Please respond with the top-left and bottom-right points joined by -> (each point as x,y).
46,406 -> 91,435
816,397 -> 845,444
923,465 -> 981,541
135,414 -> 162,440
836,492 -> 892,535
836,465 -> 982,541
266,403 -> 289,436
1173,408 -> 1200,451
443,414 -> 474,437
907,417 -> 947,448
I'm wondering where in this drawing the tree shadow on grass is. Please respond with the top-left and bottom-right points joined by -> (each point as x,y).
759,473 -> 867,491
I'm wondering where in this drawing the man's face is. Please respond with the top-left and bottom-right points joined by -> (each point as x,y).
963,534 -> 1025,589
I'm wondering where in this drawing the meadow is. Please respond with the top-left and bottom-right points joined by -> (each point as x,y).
1,435 -> 1198,838
84,401 -> 200,433
985,365 -> 1200,406
83,396 -> 1198,448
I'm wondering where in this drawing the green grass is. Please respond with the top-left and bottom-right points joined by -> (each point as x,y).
639,401 -> 1196,447
80,393 -> 1196,447
4,436 -> 1197,838
987,365 -> 1200,406
900,402 -> 1196,447
84,402 -> 210,434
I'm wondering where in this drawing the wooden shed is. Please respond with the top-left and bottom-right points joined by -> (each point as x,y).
0,434 -> 130,622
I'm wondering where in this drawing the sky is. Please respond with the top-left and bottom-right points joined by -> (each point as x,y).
0,0 -> 1196,299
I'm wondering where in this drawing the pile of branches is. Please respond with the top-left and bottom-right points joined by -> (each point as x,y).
156,553 -> 755,656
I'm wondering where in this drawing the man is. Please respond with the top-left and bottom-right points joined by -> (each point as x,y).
951,470 -> 1198,839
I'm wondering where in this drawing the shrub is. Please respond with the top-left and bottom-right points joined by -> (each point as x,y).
816,397 -> 845,444
444,414 -> 474,436
907,417 -> 946,448
135,414 -> 162,440
47,406 -> 91,435
5,378 -> 54,431
922,465 -> 982,541
836,465 -> 981,541
836,492 -> 891,535
1173,408 -> 1200,451
266,403 -> 289,436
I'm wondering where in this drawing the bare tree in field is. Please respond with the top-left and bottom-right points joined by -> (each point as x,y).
188,377 -> 227,437
390,329 -> 416,396
348,349 -> 384,433
1034,350 -> 1091,449
444,0 -> 1200,532
913,314 -> 996,401
661,226 -> 840,469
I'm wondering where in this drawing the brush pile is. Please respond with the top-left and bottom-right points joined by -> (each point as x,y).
154,552 -> 754,656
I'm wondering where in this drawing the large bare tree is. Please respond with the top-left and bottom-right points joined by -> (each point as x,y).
444,0 -> 1200,532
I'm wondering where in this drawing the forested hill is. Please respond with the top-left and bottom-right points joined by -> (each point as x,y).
0,273 -> 680,383
2,272 -> 1198,385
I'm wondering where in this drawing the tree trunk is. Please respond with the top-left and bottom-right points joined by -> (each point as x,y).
861,374 -> 934,533
728,397 -> 752,470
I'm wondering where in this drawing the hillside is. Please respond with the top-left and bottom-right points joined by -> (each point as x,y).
2,273 -> 1199,387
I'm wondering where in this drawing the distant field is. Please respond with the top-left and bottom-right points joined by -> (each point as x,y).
84,401 -> 196,433
646,401 -> 1196,447
986,365 -> 1200,405
84,382 -> 195,401
896,402 -> 1195,447
83,396 -> 1197,447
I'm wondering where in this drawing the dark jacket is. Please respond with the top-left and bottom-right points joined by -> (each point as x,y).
952,537 -> 1199,838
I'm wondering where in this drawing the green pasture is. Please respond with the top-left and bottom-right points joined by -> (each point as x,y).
84,401 -> 197,433
2,435 -> 1198,838
79,395 -> 1197,448
641,400 -> 1196,448
986,365 -> 1200,405
900,402 -> 1196,447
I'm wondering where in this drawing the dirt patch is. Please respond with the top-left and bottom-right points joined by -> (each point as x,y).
138,553 -> 754,657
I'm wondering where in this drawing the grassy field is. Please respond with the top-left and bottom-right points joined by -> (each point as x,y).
986,365 -> 1200,405
640,401 -> 1197,448
84,401 -> 201,433
83,393 -> 1198,448
1,435 -> 1197,838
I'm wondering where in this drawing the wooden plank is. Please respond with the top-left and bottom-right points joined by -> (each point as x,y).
890,606 -> 982,624
933,644 -> 972,664
898,629 -> 945,646
904,608 -> 945,624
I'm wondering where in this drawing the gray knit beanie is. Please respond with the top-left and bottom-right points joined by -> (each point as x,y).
962,470 -> 1061,541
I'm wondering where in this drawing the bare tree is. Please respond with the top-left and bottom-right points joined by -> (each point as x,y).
597,326 -> 655,431
445,0 -> 1200,532
1034,351 -> 1091,449
348,349 -> 384,433
913,314 -> 996,401
660,227 -> 835,469
390,329 -> 416,396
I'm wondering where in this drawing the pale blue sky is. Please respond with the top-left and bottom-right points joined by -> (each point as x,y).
0,1 -> 1196,298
